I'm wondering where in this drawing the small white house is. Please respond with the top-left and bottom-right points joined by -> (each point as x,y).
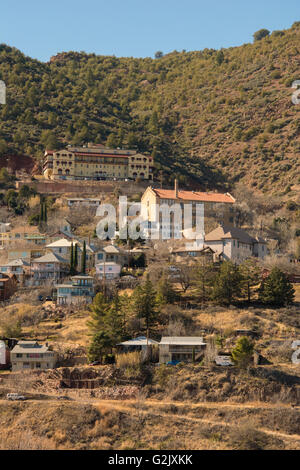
159,337 -> 206,364
95,262 -> 121,280
117,336 -> 159,352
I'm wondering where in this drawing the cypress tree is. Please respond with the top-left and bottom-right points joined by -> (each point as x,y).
70,242 -> 74,274
40,202 -> 44,224
81,240 -> 86,274
44,203 -> 47,223
74,243 -> 78,270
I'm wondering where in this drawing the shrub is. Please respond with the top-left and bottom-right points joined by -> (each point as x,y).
229,425 -> 273,450
253,29 -> 270,42
231,336 -> 254,369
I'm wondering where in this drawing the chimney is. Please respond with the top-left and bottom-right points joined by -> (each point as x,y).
174,179 -> 178,199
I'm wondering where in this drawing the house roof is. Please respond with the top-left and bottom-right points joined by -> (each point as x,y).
3,258 -> 30,267
150,188 -> 235,204
103,245 -> 122,254
172,246 -> 215,254
160,337 -> 206,346
46,238 -> 73,248
205,224 -> 265,244
11,341 -> 50,354
96,262 -> 121,267
9,226 -> 45,235
117,336 -> 159,346
32,252 -> 68,264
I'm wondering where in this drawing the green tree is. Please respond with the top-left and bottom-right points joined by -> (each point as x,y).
216,50 -> 224,65
81,240 -> 86,274
88,331 -> 112,363
74,243 -> 78,270
156,273 -> 178,305
259,267 -> 295,307
253,29 -> 270,42
132,275 -> 160,343
87,292 -> 110,334
231,336 -> 254,369
211,261 -> 243,305
240,258 -> 261,303
195,259 -> 216,302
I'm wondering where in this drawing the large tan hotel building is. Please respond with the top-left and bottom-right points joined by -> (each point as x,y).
43,143 -> 154,181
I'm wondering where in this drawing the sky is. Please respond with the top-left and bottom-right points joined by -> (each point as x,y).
1,0 -> 300,62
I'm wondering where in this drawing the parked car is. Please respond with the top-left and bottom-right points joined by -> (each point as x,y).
37,295 -> 44,302
45,296 -> 53,301
6,393 -> 26,401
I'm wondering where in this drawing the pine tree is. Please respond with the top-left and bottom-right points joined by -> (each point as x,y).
156,274 -> 178,305
87,292 -> 110,334
240,258 -> 261,303
259,267 -> 295,306
74,243 -> 78,270
211,261 -> 243,305
195,259 -> 216,302
88,331 -> 112,363
132,275 -> 160,343
103,293 -> 124,344
231,336 -> 254,369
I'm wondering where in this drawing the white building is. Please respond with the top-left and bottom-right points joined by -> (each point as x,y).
204,224 -> 267,264
159,337 -> 206,364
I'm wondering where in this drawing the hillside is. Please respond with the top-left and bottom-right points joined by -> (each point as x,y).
0,23 -> 300,192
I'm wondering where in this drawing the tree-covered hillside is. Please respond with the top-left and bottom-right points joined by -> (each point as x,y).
0,22 -> 300,192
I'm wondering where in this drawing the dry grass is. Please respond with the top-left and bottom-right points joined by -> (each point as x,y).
116,351 -> 142,369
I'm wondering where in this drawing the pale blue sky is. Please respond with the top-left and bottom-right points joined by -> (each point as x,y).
1,0 -> 300,61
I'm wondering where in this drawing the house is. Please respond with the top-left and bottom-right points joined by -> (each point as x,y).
7,247 -> 46,262
10,341 -> 57,371
117,336 -> 159,352
30,252 -> 69,285
43,143 -> 154,181
204,224 -> 267,264
46,238 -> 94,270
95,244 -> 128,266
0,259 -> 30,286
0,273 -> 17,301
0,226 -> 47,247
171,245 -> 215,263
95,262 -> 122,280
66,198 -> 102,209
159,337 -> 206,364
55,275 -> 95,305
141,180 -> 235,239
